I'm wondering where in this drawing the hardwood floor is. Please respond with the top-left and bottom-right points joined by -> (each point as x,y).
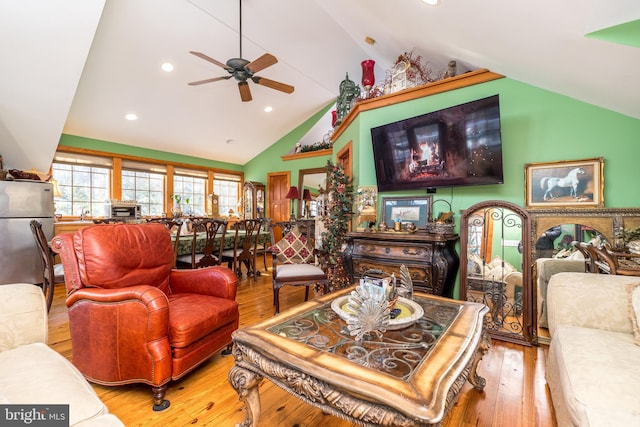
47,258 -> 557,427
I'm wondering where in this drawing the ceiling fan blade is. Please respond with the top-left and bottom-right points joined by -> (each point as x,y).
238,81 -> 252,102
251,76 -> 295,94
246,53 -> 277,74
189,51 -> 232,71
188,76 -> 232,86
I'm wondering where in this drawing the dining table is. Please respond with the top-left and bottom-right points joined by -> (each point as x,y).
173,229 -> 270,256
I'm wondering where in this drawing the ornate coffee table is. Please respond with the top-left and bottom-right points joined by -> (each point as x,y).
229,286 -> 489,426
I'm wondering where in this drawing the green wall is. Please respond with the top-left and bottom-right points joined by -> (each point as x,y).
59,77 -> 640,298
243,101 -> 335,187
326,77 -> 640,213
247,77 -> 640,298
59,134 -> 244,172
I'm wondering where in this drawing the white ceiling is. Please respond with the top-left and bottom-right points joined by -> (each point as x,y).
1,0 -> 639,173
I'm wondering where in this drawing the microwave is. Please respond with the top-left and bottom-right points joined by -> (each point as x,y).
104,203 -> 141,220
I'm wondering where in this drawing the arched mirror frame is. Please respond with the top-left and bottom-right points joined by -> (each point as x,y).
297,167 -> 327,218
461,200 -> 533,345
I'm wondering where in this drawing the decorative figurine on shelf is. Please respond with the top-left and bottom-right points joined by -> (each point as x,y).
443,60 -> 457,79
405,222 -> 417,233
335,73 -> 360,127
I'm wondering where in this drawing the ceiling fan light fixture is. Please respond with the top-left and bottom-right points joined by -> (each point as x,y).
161,62 -> 174,72
187,0 -> 294,101
264,106 -> 273,113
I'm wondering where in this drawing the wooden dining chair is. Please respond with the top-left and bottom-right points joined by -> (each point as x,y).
92,218 -> 128,224
29,220 -> 64,312
176,218 -> 227,269
147,218 -> 183,267
221,219 -> 262,279
590,243 -> 640,276
572,241 -> 597,273
254,218 -> 271,272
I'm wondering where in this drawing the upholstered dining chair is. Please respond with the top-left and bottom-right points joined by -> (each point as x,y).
176,218 -> 227,269
221,219 -> 262,279
147,217 -> 182,267
51,223 -> 239,411
30,220 -> 64,312
268,220 -> 328,315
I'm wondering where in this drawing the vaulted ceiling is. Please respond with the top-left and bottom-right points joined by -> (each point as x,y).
1,0 -> 639,173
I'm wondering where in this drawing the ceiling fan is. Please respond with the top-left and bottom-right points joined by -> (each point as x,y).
188,0 -> 294,102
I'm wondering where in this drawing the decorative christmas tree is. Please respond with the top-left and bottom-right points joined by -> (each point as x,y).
319,161 -> 354,293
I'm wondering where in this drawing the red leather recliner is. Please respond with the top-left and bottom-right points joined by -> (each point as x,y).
51,223 -> 239,411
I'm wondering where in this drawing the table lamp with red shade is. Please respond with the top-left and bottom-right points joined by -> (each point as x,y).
285,186 -> 299,220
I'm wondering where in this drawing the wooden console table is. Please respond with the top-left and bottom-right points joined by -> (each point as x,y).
344,231 -> 459,298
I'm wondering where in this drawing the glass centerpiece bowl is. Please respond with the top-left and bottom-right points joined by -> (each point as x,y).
331,295 -> 424,330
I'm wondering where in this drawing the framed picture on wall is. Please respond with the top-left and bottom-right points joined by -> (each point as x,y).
525,157 -> 604,208
381,196 -> 432,229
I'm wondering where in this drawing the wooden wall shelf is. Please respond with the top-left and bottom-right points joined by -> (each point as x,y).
281,148 -> 333,162
331,68 -> 504,142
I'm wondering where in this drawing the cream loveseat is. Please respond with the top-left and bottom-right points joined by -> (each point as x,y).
545,272 -> 640,426
0,283 -> 124,426
535,254 -> 586,328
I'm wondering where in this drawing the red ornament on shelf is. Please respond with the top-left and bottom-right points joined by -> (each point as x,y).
361,59 -> 375,90
331,110 -> 337,127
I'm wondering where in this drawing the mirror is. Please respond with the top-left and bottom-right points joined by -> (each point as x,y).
461,200 -> 533,345
528,208 -> 640,344
298,167 -> 327,218
534,223 -> 604,260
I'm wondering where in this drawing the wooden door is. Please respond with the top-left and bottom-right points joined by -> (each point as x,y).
267,172 -> 290,242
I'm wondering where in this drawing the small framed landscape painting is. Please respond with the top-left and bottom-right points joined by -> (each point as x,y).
381,196 -> 432,229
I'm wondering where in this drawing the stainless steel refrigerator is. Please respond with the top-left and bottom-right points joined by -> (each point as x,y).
0,180 -> 55,285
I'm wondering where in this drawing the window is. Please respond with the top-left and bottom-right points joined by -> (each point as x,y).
214,173 -> 241,216
174,169 -> 207,216
52,154 -> 111,217
53,149 -> 244,220
122,161 -> 166,216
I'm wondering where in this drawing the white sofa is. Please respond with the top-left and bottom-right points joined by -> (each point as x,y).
0,283 -> 124,426
535,256 -> 586,328
545,272 -> 640,426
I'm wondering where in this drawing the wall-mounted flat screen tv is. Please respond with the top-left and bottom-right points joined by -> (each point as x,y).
371,95 -> 504,191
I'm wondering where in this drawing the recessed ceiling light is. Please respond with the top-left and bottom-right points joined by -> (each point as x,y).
421,0 -> 439,5
264,106 -> 273,113
161,62 -> 174,72
125,113 -> 138,121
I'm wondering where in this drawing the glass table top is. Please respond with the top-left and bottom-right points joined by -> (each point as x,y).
267,296 -> 462,380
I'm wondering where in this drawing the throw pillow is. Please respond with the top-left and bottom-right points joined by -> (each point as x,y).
626,283 -> 640,346
268,227 -> 314,264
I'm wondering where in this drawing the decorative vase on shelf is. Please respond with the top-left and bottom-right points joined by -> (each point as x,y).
172,204 -> 183,218
361,59 -> 375,97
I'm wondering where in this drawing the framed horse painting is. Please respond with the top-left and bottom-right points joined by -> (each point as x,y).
525,157 -> 604,208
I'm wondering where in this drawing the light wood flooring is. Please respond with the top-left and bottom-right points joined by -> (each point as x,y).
47,258 -> 557,427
